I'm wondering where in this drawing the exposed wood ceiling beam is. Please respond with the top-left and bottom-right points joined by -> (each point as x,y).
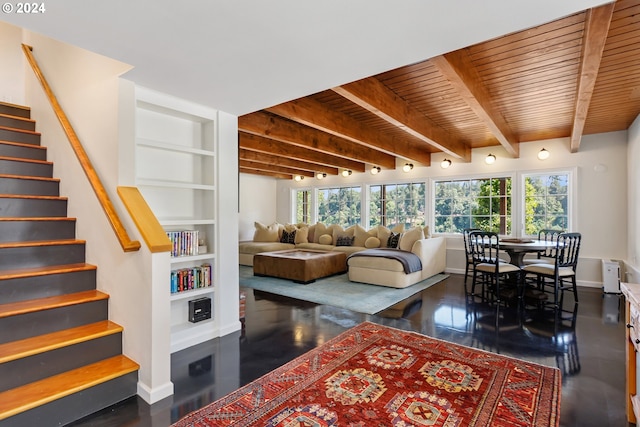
239,111 -> 396,169
239,167 -> 292,179
332,77 -> 471,162
239,132 -> 365,173
239,148 -> 339,175
570,2 -> 615,152
266,97 -> 432,166
431,51 -> 520,158
239,159 -> 314,177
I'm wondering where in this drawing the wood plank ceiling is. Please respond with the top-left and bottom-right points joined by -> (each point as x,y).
239,0 -> 640,179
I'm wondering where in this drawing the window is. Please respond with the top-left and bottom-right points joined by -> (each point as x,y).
369,182 -> 425,229
434,177 -> 512,234
295,189 -> 310,224
523,172 -> 570,236
317,186 -> 361,226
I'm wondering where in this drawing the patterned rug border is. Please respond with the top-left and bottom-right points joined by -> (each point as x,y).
173,321 -> 561,427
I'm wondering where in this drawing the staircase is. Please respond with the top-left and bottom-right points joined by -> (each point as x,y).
0,102 -> 139,426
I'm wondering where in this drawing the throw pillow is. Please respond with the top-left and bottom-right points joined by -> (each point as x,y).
336,235 -> 355,246
331,225 -> 354,246
399,226 -> 425,252
253,221 -> 280,242
423,225 -> 430,238
353,224 -> 374,247
295,226 -> 309,244
280,229 -> 296,244
364,236 -> 381,248
387,232 -> 401,249
377,225 -> 391,247
318,234 -> 333,245
307,224 -> 316,243
313,222 -> 328,243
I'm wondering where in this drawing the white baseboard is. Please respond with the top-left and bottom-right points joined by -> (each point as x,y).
137,380 -> 174,404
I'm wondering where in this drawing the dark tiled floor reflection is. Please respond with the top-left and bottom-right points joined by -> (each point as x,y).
69,274 -> 628,427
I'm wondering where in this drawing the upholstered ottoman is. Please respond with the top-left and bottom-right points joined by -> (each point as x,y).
253,249 -> 347,284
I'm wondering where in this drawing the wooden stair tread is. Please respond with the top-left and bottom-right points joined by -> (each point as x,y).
0,173 -> 59,182
0,113 -> 35,123
0,239 -> 85,249
0,194 -> 67,200
0,262 -> 96,281
0,320 -> 122,364
0,290 -> 108,318
0,101 -> 29,111
0,155 -> 52,165
0,355 -> 139,421
0,125 -> 40,136
0,140 -> 45,150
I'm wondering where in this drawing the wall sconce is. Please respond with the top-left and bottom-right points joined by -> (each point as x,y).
370,166 -> 381,175
537,148 -> 550,160
440,159 -> 452,169
485,153 -> 496,165
402,163 -> 414,172
341,169 -> 352,177
294,175 -> 304,182
316,172 -> 327,179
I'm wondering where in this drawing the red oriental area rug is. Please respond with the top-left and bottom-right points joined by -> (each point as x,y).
173,322 -> 561,427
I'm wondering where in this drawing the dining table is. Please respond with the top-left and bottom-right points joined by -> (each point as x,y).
498,238 -> 558,267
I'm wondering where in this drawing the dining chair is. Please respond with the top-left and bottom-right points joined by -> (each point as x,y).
468,231 -> 522,305
523,232 -> 582,311
463,228 -> 481,286
522,228 -> 564,265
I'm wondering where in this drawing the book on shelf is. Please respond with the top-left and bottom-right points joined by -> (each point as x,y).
170,263 -> 212,294
167,230 -> 199,257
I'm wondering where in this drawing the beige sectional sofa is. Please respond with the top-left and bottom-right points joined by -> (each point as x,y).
239,223 -> 446,288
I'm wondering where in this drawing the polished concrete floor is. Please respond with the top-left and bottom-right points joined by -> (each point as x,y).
68,273 -> 628,427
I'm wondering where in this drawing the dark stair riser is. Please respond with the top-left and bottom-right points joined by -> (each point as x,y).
0,269 -> 95,304
0,115 -> 35,131
0,243 -> 85,270
0,176 -> 59,196
0,143 -> 46,161
0,158 -> 52,178
1,372 -> 137,427
0,105 -> 30,119
0,333 -> 123,393
0,220 -> 75,243
0,128 -> 40,146
0,198 -> 67,218
0,299 -> 108,344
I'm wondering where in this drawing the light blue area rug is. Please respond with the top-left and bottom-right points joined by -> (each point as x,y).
239,265 -> 448,315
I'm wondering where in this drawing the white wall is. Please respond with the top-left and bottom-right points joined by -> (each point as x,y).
271,133 -> 628,286
20,30 -> 173,402
0,22 -> 26,105
239,174 -> 278,241
628,114 -> 640,282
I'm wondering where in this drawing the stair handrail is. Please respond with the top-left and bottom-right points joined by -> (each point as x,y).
22,44 -> 141,252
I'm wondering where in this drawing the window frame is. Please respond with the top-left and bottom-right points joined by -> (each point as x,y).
367,181 -> 427,229
519,167 -> 576,237
430,172 -> 516,237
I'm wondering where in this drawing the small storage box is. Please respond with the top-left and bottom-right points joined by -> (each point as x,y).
188,297 -> 211,323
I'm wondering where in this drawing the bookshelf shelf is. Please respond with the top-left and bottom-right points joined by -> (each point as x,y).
170,287 -> 213,302
135,87 -> 220,353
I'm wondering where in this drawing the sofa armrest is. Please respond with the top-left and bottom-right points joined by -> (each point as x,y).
411,237 -> 447,278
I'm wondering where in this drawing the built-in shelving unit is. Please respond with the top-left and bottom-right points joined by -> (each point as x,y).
135,88 -> 219,353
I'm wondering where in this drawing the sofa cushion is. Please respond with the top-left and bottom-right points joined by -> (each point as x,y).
295,226 -> 309,244
280,229 -> 296,244
376,224 -> 405,248
313,223 -> 328,243
253,221 -> 280,242
365,236 -> 381,248
336,235 -> 355,246
387,232 -> 401,248
399,226 -> 425,252
297,242 -> 335,251
353,224 -> 375,247
239,241 -> 295,254
318,234 -> 333,245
